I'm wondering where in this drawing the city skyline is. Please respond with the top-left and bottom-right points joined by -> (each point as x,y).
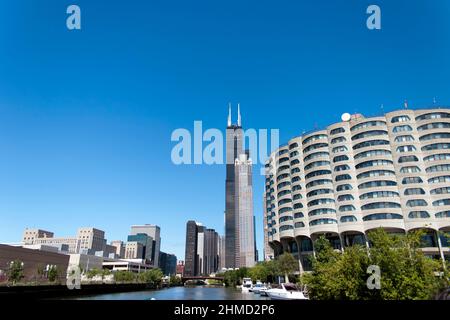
1,1 -> 450,261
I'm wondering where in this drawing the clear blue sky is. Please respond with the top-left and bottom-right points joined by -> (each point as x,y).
0,1 -> 449,260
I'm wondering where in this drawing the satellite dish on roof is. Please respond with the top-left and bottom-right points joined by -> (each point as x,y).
341,113 -> 351,122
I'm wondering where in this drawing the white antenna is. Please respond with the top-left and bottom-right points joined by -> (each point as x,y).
237,103 -> 241,127
227,103 -> 232,127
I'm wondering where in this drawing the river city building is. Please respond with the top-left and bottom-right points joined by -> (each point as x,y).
264,107 -> 450,272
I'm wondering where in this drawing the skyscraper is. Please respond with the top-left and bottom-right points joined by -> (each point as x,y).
130,224 -> 161,267
184,220 -> 199,277
225,104 -> 256,268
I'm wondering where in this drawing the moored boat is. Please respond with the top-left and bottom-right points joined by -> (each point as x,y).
266,283 -> 308,300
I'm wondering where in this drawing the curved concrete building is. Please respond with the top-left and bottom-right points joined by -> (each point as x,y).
264,107 -> 450,272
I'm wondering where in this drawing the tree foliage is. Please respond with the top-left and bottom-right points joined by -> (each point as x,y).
302,229 -> 449,300
7,260 -> 24,284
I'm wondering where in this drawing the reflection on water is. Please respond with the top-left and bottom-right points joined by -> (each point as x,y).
73,286 -> 270,300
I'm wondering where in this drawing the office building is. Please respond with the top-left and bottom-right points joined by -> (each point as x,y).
264,107 -> 450,272
110,240 -> 125,258
176,260 -> 185,277
22,229 -> 54,244
184,220 -> 219,276
225,105 -> 256,268
130,225 -> 161,267
76,227 -> 107,255
159,251 -> 177,276
124,241 -> 144,259
127,233 -> 153,262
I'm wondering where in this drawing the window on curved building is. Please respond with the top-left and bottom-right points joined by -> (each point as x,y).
305,170 -> 332,179
419,132 -> 450,141
277,190 -> 291,197
303,134 -> 328,145
303,143 -> 329,153
354,149 -> 391,159
335,174 -> 352,182
398,155 -> 419,163
293,203 -> 304,210
394,135 -> 414,142
279,216 -> 293,223
433,199 -> 450,206
333,155 -> 349,163
307,198 -> 335,207
431,187 -> 450,195
350,121 -> 386,131
277,164 -> 290,172
422,143 -> 450,151
408,211 -> 430,219
290,152 -> 299,159
309,218 -> 338,226
278,157 -> 289,165
337,194 -> 354,201
331,136 -> 347,144
278,149 -> 289,156
424,153 -> 450,162
292,176 -> 300,183
391,115 -> 411,123
416,112 -> 450,121
353,139 -> 389,150
291,167 -> 300,174
279,207 -> 293,214
396,145 -> 416,153
279,225 -> 294,232
306,179 -> 332,188
428,175 -> 450,184
305,160 -> 330,170
356,159 -> 393,169
278,198 -> 292,206
277,173 -> 289,181
295,222 -> 305,228
358,180 -> 397,189
289,142 -> 298,150
435,211 -> 450,218
293,194 -> 302,200
362,202 -> 401,210
277,181 -> 291,189
304,151 -> 329,162
393,125 -> 413,133
406,199 -> 428,207
336,184 -> 353,191
294,212 -> 304,219
352,130 -> 388,141
426,164 -> 450,173
332,146 -> 348,153
402,176 -> 423,184
362,213 -> 403,221
418,122 -> 450,131
357,170 -> 396,179
400,166 -> 421,173
340,215 -> 357,223
292,185 -> 302,192
334,164 -> 350,172
339,205 -> 356,212
309,208 -> 336,216
404,188 -> 426,196
360,191 -> 399,200
307,188 -> 333,197
330,127 -> 345,135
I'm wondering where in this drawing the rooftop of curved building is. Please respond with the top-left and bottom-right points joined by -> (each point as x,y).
274,105 -> 450,152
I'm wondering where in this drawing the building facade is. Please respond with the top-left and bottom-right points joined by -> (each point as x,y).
159,251 -> 177,276
130,225 -> 161,267
264,108 -> 450,272
225,105 -> 256,268
124,241 -> 144,259
184,220 -> 219,276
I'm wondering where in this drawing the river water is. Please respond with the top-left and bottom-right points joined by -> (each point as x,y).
73,286 -> 270,300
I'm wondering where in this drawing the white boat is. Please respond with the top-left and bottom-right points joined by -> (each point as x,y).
241,277 -> 253,293
259,287 -> 269,296
266,283 -> 308,300
252,281 -> 266,294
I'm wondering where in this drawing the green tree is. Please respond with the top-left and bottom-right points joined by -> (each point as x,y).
139,268 -> 163,286
7,260 -> 24,284
169,275 -> 182,286
277,253 -> 298,283
48,266 -> 59,283
113,270 -> 136,283
249,263 -> 269,282
302,229 -> 448,300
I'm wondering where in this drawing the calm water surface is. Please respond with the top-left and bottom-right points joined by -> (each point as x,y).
74,286 -> 270,300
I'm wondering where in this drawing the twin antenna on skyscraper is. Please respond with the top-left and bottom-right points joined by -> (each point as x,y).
228,103 -> 241,127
